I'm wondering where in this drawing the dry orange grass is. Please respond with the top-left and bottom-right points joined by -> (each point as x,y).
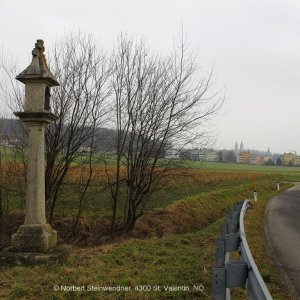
66,164 -> 260,184
0,162 -> 26,188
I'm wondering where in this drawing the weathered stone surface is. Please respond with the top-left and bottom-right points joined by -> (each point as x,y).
11,224 -> 57,252
16,40 -> 59,87
24,122 -> 47,225
24,82 -> 49,112
11,39 -> 60,255
0,245 -> 69,266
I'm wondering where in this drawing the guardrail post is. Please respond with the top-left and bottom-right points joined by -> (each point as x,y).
230,210 -> 240,220
227,209 -> 240,233
215,237 -> 225,266
227,219 -> 239,233
226,260 -> 248,288
225,233 -> 240,252
213,267 -> 226,300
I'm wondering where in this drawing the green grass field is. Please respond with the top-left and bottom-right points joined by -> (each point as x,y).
1,160 -> 299,299
185,160 -> 300,177
0,180 -> 291,299
52,160 -> 300,220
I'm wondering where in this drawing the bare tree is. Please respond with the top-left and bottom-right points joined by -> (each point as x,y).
0,53 -> 23,113
105,34 -> 223,234
1,32 -> 222,237
0,52 -> 28,172
0,120 -> 4,243
0,32 -> 111,224
45,32 -> 111,223
0,115 -> 27,248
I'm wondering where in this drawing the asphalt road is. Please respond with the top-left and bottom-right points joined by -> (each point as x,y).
265,183 -> 300,298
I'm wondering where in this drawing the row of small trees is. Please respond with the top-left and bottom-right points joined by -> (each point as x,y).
0,32 -> 223,236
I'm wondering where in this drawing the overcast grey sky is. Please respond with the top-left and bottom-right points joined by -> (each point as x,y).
1,0 -> 300,154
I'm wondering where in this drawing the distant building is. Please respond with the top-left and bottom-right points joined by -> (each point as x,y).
180,148 -> 201,161
240,141 -> 244,152
280,152 -> 300,166
233,142 -> 274,165
178,148 -> 219,162
234,141 -> 245,163
234,142 -> 240,163
239,151 -> 252,164
263,148 -> 273,164
199,148 -> 219,162
238,151 -> 264,165
255,156 -> 264,165
263,156 -> 273,163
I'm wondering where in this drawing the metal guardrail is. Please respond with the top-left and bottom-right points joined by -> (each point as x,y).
212,200 -> 273,300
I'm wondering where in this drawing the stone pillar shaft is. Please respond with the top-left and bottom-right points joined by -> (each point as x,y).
25,121 -> 47,224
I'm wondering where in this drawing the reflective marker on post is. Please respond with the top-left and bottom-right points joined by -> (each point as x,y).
254,191 -> 257,201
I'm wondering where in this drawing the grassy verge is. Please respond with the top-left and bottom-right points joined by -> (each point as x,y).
244,183 -> 297,300
133,178 -> 274,238
0,220 -> 221,299
0,178 -> 289,299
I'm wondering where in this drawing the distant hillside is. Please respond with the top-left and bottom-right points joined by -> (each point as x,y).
0,118 -> 19,134
0,118 -> 118,152
93,127 -> 117,152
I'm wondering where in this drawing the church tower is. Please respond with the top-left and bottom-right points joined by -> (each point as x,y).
234,142 -> 240,163
235,142 -> 238,151
240,141 -> 244,152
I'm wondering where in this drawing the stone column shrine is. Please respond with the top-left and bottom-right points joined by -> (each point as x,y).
11,40 -> 59,253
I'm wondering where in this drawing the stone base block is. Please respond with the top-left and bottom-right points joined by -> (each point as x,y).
0,246 -> 69,266
11,224 -> 57,252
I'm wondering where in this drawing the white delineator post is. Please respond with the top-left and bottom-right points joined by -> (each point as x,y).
11,40 -> 59,252
253,176 -> 257,201
254,191 -> 258,202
